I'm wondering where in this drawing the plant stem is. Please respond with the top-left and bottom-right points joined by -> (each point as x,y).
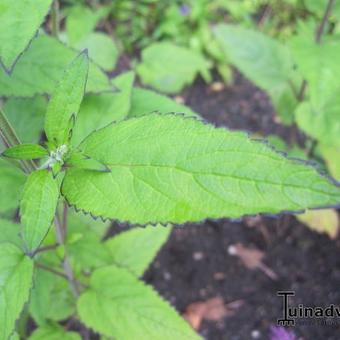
55,212 -> 80,297
316,0 -> 334,43
34,243 -> 58,254
36,262 -> 69,280
62,202 -> 68,234
297,0 -> 334,100
0,107 -> 36,173
51,0 -> 60,38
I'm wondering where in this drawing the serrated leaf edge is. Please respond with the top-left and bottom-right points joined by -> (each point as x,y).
61,112 -> 340,227
77,265 -> 201,340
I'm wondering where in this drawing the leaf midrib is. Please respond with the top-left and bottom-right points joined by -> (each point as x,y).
99,163 -> 336,197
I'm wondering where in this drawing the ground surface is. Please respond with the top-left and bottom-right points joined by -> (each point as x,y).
140,74 -> 340,340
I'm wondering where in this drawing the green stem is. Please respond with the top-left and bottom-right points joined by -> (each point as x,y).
54,210 -> 80,297
51,0 -> 60,38
0,107 -> 36,173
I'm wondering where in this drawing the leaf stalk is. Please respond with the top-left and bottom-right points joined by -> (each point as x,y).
0,107 -> 36,173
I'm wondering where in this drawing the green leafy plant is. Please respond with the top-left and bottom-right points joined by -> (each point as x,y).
214,0 -> 339,178
105,0 -> 234,92
0,1 -> 340,339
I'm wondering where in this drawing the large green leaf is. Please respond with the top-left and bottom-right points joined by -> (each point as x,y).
3,96 -> 47,144
0,34 -> 113,98
20,170 -> 59,253
0,243 -> 34,340
62,114 -> 340,225
0,159 -> 26,217
77,265 -> 200,340
137,42 -> 210,94
128,88 -> 197,119
29,268 -> 75,325
72,72 -> 135,146
29,323 -> 81,340
214,24 -> 293,92
0,219 -> 22,248
105,226 -> 171,277
0,0 -> 52,72
45,52 -> 89,146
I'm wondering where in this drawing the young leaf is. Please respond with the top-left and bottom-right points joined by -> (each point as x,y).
319,144 -> 340,180
62,114 -> 340,225
20,170 -> 59,253
0,0 -> 53,72
4,96 -> 47,144
65,151 -> 110,173
128,87 -> 197,119
66,5 -> 109,44
74,32 -> 119,71
295,100 -> 340,149
67,230 -> 112,271
0,243 -> 34,340
78,265 -> 200,339
0,218 -> 22,249
290,35 -> 340,106
137,42 -> 210,94
0,159 -> 26,216
68,209 -> 110,239
28,323 -> 81,340
2,144 -> 48,160
269,83 -> 297,125
105,225 -> 172,277
214,24 -> 293,91
45,51 -> 89,146
72,72 -> 135,146
0,35 -> 113,98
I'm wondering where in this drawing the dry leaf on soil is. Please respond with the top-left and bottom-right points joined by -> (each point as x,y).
183,297 -> 244,330
228,243 -> 278,280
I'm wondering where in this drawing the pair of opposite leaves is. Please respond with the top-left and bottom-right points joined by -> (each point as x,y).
4,51 -> 340,254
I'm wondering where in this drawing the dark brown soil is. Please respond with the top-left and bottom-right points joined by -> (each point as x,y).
141,74 -> 340,340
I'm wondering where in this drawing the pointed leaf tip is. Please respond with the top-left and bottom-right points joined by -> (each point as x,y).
44,52 -> 90,146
